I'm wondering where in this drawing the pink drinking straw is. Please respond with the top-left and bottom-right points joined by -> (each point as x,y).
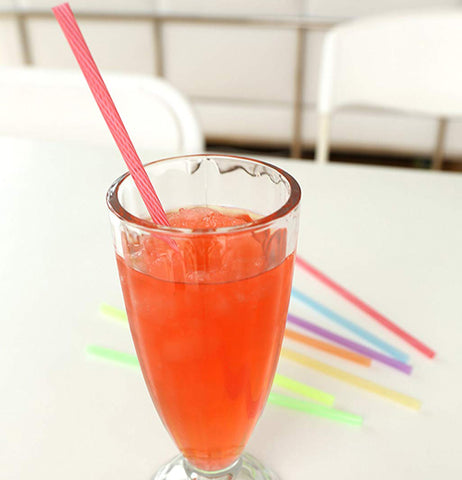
295,256 -> 435,359
52,3 -> 169,226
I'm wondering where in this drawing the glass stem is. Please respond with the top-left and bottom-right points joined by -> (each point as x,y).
183,457 -> 243,480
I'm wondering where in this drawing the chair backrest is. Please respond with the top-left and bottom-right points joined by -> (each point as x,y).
316,8 -> 462,164
0,67 -> 204,155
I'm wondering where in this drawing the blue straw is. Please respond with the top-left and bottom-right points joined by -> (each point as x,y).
291,288 -> 409,363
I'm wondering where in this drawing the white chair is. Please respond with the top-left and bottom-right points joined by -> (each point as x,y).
0,67 -> 204,155
315,8 -> 462,169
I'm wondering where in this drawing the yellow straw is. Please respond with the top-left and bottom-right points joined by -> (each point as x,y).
281,347 -> 421,410
273,373 -> 335,406
99,303 -> 128,322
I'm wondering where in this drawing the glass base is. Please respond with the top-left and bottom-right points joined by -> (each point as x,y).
152,453 -> 280,480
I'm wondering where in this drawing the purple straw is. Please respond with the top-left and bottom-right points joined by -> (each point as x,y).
287,313 -> 413,375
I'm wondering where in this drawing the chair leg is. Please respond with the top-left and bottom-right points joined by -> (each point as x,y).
315,114 -> 330,164
432,117 -> 447,170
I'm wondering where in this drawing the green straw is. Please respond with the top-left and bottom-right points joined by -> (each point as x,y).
86,344 -> 139,367
99,303 -> 128,322
98,304 -> 336,406
268,392 -> 362,426
86,345 -> 333,405
273,373 -> 334,406
86,343 -> 361,425
97,304 -> 339,406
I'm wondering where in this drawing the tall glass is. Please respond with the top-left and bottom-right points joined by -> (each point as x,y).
107,155 -> 301,480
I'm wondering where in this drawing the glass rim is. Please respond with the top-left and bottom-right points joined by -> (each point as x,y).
106,153 -> 301,236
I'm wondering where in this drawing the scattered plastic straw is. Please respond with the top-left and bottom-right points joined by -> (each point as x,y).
98,303 -> 409,378
273,373 -> 334,406
98,304 -> 406,373
86,344 -> 359,424
98,303 -> 400,374
87,343 -> 334,407
281,347 -> 421,410
99,303 -> 128,323
285,328 -> 371,367
287,314 -> 412,375
295,256 -> 435,359
268,392 -> 362,426
87,344 -> 335,404
86,344 -> 139,367
291,288 -> 409,363
52,3 -> 168,226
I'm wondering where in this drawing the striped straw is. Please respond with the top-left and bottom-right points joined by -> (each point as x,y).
295,256 -> 435,358
52,3 -> 168,226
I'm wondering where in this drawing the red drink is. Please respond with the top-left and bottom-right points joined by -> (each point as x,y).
117,207 -> 294,471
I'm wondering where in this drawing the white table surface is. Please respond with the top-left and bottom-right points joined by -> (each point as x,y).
1,137 -> 461,480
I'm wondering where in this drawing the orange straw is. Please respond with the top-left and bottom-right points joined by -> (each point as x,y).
285,328 -> 371,367
52,3 -> 168,226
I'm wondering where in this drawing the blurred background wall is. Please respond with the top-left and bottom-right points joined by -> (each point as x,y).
1,0 -> 461,168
